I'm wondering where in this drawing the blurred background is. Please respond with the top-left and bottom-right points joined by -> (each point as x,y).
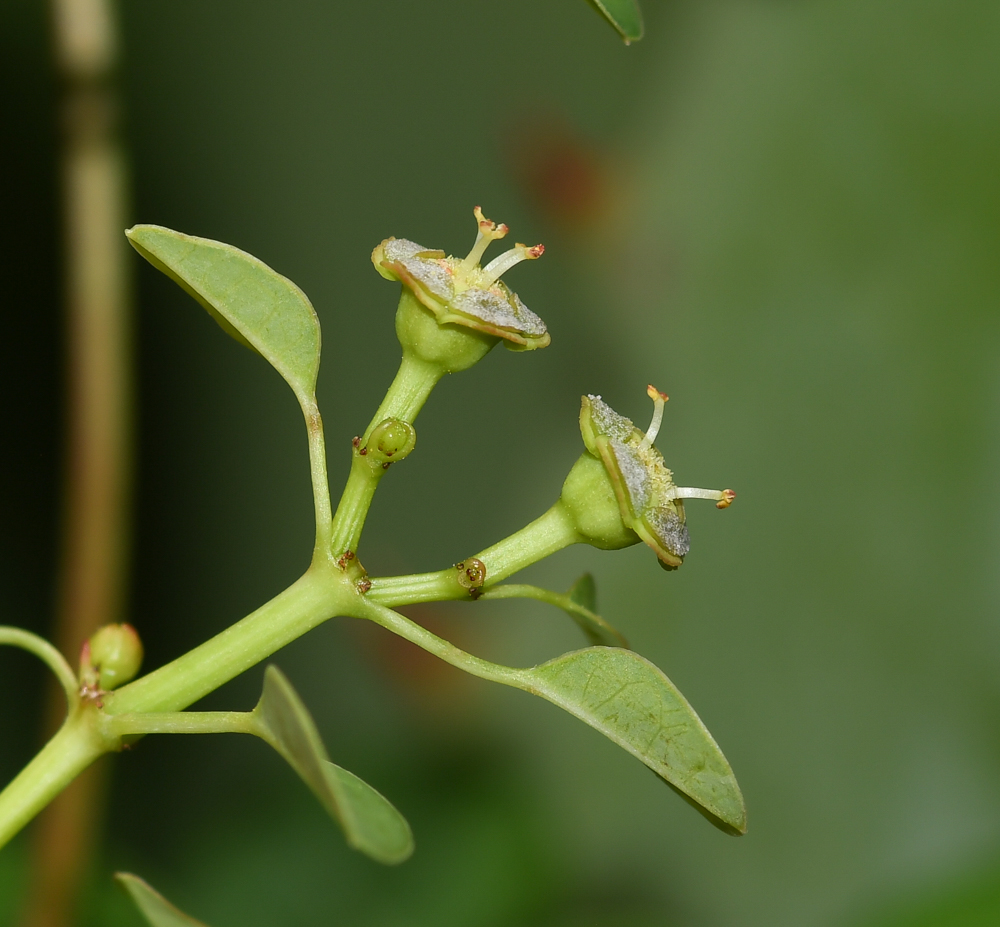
2,1 -> 1000,924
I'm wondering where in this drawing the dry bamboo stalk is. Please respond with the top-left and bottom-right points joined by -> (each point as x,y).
19,0 -> 131,924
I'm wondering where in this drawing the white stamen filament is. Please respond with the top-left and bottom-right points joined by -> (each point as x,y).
672,487 -> 724,501
481,243 -> 544,287
639,385 -> 667,450
669,487 -> 736,509
458,206 -> 508,278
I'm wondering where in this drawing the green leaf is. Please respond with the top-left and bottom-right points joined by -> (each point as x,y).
526,647 -> 745,834
564,574 -> 628,648
115,873 -> 210,927
252,666 -> 413,864
586,0 -> 644,42
126,225 -> 321,402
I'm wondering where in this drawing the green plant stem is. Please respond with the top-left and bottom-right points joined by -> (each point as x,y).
363,352 -> 443,442
0,567 -> 352,851
0,712 -> 108,851
106,566 -> 346,715
302,398 -> 333,556
355,599 -> 528,688
367,501 -> 582,606
329,352 -> 441,556
0,628 -> 78,708
105,711 -> 256,737
329,455 -> 388,560
479,584 -> 627,648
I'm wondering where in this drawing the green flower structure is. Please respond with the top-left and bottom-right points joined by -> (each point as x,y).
580,386 -> 735,569
372,206 -> 550,350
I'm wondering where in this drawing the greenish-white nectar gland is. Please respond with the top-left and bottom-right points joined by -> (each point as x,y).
372,206 -> 550,352
79,623 -> 143,698
579,388 -> 735,569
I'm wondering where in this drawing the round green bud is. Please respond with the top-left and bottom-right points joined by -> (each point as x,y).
366,418 -> 417,463
559,453 -> 639,551
85,623 -> 143,690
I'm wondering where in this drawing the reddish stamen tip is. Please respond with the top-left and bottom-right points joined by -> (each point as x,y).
716,489 -> 736,509
528,244 -> 545,258
646,384 -> 669,402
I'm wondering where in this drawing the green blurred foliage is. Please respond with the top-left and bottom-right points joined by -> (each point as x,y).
2,0 -> 1000,925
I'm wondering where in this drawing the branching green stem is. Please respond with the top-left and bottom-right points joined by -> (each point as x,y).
105,566 -> 347,715
0,627 -> 78,709
367,501 -> 582,606
0,354 -> 590,853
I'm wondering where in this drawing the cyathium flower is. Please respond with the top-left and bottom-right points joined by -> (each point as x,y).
372,206 -> 549,351
580,387 -> 734,570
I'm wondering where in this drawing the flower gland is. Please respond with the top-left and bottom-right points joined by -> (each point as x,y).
579,387 -> 735,570
363,418 -> 416,464
372,206 -> 550,353
79,623 -> 144,692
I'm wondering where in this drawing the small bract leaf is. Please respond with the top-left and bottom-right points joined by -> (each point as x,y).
526,647 -> 745,834
115,873 -> 210,927
586,0 -> 644,42
126,225 -> 321,402
564,574 -> 628,648
252,666 -> 413,864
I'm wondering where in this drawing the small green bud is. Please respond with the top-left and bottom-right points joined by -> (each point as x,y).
372,206 -> 550,370
365,418 -> 417,463
576,387 -> 735,570
80,623 -> 143,691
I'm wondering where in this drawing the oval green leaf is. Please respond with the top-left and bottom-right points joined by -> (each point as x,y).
252,666 -> 413,864
115,873 -> 211,927
126,225 -> 321,402
586,0 -> 644,42
525,647 -> 745,834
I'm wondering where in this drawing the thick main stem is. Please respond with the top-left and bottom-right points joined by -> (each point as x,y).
106,567 -> 346,715
0,716 -> 107,854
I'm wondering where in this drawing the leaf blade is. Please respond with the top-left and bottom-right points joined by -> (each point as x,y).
586,0 -> 644,42
526,647 -> 745,834
126,225 -> 321,401
253,666 -> 414,864
115,874 -> 210,927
